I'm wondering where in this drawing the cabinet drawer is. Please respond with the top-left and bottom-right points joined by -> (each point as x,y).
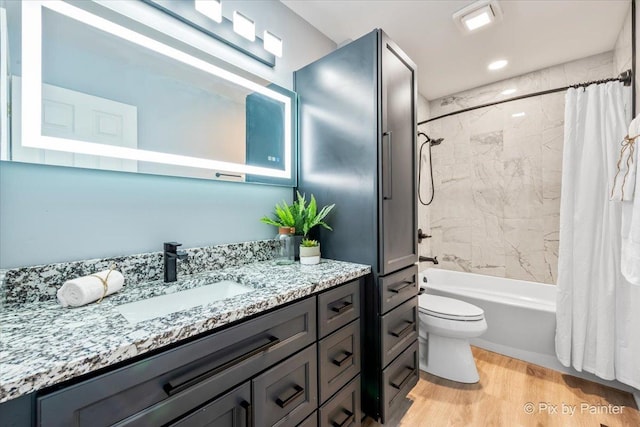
379,265 -> 418,314
297,411 -> 318,427
318,320 -> 361,403
38,298 -> 316,427
169,382 -> 250,427
318,279 -> 361,338
319,375 -> 361,427
381,340 -> 418,422
253,344 -> 318,427
380,297 -> 418,368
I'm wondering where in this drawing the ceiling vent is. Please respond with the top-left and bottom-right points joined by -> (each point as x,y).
453,0 -> 503,34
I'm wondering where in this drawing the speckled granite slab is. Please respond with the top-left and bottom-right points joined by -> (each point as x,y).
0,259 -> 370,403
1,240 -> 279,305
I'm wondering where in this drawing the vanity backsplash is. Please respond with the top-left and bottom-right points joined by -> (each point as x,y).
1,240 -> 279,305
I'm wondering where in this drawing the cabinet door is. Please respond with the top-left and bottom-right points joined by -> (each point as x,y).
253,344 -> 318,427
317,279 -> 360,339
318,376 -> 361,427
378,265 -> 418,315
380,297 -> 418,368
381,340 -> 419,423
170,382 -> 251,427
318,320 -> 360,403
38,298 -> 315,427
379,32 -> 417,275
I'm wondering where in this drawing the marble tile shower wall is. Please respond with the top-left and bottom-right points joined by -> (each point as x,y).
419,52 -> 617,284
614,4 -> 633,76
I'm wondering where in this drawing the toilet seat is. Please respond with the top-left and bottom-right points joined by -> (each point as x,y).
419,294 -> 484,321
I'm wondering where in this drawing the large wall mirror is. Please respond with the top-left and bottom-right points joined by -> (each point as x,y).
1,0 -> 296,186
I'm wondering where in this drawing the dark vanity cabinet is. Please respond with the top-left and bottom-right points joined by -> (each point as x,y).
296,29 -> 419,422
17,278 -> 364,427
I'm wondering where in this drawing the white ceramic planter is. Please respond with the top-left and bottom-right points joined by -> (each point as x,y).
299,244 -> 320,265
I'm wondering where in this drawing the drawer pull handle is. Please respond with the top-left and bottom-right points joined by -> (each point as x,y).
164,335 -> 280,396
331,300 -> 353,314
390,321 -> 415,339
332,351 -> 354,367
275,384 -> 305,408
332,409 -> 354,427
240,400 -> 252,427
388,280 -> 415,294
390,367 -> 415,390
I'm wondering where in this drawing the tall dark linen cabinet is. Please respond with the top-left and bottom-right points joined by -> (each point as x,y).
296,30 -> 420,422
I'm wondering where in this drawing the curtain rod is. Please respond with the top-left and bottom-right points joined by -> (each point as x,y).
418,69 -> 633,125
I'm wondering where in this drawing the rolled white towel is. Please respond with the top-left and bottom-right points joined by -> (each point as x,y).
57,269 -> 125,307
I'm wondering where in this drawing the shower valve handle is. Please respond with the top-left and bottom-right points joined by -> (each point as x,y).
417,228 -> 432,243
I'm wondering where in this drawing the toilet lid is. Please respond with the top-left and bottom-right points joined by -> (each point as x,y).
419,294 -> 485,321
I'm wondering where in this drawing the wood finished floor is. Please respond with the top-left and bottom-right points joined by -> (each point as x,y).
364,347 -> 640,427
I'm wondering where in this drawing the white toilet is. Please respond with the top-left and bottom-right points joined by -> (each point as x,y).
418,293 -> 488,383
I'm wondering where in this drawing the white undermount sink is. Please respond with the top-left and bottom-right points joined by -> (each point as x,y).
116,280 -> 252,324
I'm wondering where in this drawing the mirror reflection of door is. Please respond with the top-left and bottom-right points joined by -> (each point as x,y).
11,76 -> 138,172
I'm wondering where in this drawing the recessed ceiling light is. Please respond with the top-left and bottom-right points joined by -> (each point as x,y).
194,0 -> 222,23
488,59 -> 508,70
233,11 -> 255,42
263,31 -> 282,57
511,112 -> 526,118
501,88 -> 516,95
453,0 -> 503,34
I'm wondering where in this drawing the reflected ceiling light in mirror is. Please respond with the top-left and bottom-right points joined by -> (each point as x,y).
194,0 -> 221,23
264,30 -> 282,57
21,0 -> 292,179
142,0 -> 276,67
453,0 -> 503,34
501,88 -> 516,95
233,11 -> 255,42
488,59 -> 508,70
511,112 -> 526,118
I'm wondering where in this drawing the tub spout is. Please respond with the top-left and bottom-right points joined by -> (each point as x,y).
419,256 -> 439,265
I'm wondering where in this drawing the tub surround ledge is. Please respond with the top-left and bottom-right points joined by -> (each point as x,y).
0,255 -> 370,403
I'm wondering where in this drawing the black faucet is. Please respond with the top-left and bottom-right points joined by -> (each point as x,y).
419,255 -> 439,265
164,242 -> 189,283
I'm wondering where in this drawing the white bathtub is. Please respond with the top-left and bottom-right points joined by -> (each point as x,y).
421,268 -> 558,370
421,268 -> 636,393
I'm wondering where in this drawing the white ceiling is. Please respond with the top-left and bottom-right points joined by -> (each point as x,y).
281,0 -> 631,100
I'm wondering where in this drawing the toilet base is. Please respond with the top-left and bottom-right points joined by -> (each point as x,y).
419,333 -> 480,383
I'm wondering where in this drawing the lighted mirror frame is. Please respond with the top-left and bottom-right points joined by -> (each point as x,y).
20,0 -> 293,180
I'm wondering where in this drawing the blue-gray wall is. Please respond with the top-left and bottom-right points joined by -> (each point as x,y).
0,0 -> 335,268
0,162 -> 290,267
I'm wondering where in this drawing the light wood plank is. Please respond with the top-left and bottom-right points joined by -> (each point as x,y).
365,347 -> 639,426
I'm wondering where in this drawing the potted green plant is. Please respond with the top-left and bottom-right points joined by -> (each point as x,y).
299,238 -> 320,265
261,192 -> 334,263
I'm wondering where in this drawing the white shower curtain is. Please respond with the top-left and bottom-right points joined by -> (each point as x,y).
556,81 -> 640,389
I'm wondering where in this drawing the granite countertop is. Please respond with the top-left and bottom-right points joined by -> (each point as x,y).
0,259 -> 370,403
